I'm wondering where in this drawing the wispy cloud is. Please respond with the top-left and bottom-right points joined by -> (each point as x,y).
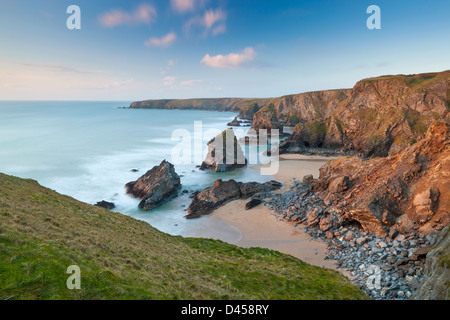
12,62 -> 102,74
163,76 -> 177,87
201,47 -> 256,69
171,0 -> 195,13
145,32 -> 177,48
184,8 -> 227,37
99,3 -> 157,28
180,79 -> 203,86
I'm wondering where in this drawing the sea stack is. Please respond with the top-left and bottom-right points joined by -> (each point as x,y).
201,128 -> 247,172
125,160 -> 181,211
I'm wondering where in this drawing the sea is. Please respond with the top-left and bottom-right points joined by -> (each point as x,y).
0,101 -> 274,240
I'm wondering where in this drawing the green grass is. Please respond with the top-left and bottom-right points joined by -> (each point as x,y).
0,173 -> 367,300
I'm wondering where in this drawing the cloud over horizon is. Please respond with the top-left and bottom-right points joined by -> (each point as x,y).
201,47 -> 256,69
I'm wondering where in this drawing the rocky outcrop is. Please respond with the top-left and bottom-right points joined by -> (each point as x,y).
186,179 -> 282,219
414,226 -> 449,300
125,160 -> 181,211
94,201 -> 115,210
251,104 -> 284,134
201,129 -> 247,172
238,102 -> 263,120
251,90 -> 351,133
240,180 -> 283,199
278,71 -> 450,157
227,117 -> 241,127
305,122 -> 449,237
245,199 -> 263,210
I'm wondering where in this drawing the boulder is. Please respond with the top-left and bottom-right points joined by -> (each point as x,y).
246,199 -> 263,210
186,179 -> 241,219
125,160 -> 181,211
240,180 -> 282,199
201,129 -> 247,172
94,201 -> 115,210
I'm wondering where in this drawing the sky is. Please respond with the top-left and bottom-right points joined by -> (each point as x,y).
0,0 -> 449,101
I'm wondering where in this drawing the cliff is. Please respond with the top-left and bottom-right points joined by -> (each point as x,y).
414,226 -> 449,300
306,122 -> 450,238
129,97 -> 270,113
279,71 -> 450,156
251,89 -> 352,132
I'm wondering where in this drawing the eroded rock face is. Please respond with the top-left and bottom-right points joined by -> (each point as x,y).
186,179 -> 282,219
125,160 -> 181,211
277,71 -> 450,157
414,226 -> 449,300
306,123 -> 450,237
201,129 -> 247,172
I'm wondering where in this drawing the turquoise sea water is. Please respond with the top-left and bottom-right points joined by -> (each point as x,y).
0,101 -> 272,238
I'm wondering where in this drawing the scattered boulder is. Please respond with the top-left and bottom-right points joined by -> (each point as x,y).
246,199 -> 262,210
125,160 -> 181,211
201,129 -> 247,172
94,201 -> 115,210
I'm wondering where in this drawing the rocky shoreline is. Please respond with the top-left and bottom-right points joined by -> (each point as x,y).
265,179 -> 441,300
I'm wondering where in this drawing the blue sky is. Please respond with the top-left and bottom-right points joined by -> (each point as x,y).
0,0 -> 449,100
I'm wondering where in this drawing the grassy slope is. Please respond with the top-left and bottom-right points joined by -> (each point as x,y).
0,173 -> 367,300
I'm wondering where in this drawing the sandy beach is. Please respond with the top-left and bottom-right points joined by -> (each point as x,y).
205,154 -> 344,271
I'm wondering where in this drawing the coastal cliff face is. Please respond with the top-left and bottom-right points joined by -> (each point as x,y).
250,89 -> 351,133
280,71 -> 450,156
307,123 -> 450,238
414,226 -> 449,300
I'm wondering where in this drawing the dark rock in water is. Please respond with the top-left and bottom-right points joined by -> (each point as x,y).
95,201 -> 116,210
186,179 -> 241,219
182,190 -> 189,194
227,117 -> 241,127
130,169 -> 139,172
201,129 -> 247,172
246,199 -> 262,210
125,160 -> 181,211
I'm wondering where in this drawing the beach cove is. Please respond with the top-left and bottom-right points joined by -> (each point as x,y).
195,154 -> 342,272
